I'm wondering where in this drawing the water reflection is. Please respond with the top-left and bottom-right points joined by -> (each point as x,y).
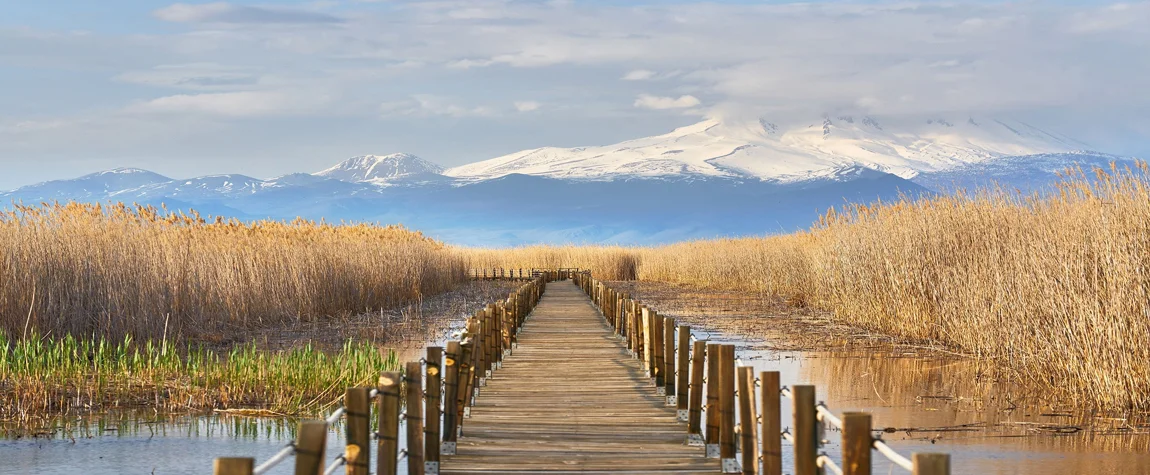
1,412 -> 418,475
730,341 -> 1150,474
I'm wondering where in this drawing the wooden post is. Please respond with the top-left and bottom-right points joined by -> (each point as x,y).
213,458 -> 253,475
653,312 -> 665,389
457,340 -> 476,422
842,412 -> 872,475
345,387 -> 371,475
761,371 -> 782,475
294,420 -> 327,475
688,340 -> 706,445
641,307 -> 652,371
738,367 -> 758,475
405,362 -> 425,475
442,342 -> 461,454
705,342 -> 721,457
664,317 -> 676,404
912,454 -> 950,475
719,344 -> 737,471
377,372 -> 401,475
793,385 -> 818,475
425,347 -> 443,473
677,326 -> 690,420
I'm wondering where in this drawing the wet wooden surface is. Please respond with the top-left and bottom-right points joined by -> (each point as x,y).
443,280 -> 716,474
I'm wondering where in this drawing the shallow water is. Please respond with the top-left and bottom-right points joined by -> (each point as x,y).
698,329 -> 1150,475
1,414 -> 414,475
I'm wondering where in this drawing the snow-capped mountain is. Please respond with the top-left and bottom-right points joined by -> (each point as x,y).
445,115 -> 1085,183
0,115 -> 1130,245
316,153 -> 447,185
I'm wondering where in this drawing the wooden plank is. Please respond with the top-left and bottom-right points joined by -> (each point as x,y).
441,281 -> 713,474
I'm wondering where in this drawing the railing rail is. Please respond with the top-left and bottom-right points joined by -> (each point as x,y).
213,269 -> 946,475
576,274 -> 951,475
213,271 -> 558,475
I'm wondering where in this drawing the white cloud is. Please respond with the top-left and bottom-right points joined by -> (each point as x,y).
514,101 -> 541,112
634,94 -> 700,110
621,69 -> 656,81
381,95 -> 497,118
114,63 -> 261,91
131,90 -> 331,117
153,2 -> 342,24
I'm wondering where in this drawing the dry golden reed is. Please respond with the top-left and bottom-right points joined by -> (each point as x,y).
0,203 -> 466,342
465,164 -> 1150,411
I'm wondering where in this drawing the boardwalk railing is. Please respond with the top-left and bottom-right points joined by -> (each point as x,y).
213,269 -> 947,475
572,273 -> 951,475
212,273 -> 553,475
467,267 -> 584,281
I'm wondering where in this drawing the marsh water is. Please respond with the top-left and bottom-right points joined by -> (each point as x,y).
6,327 -> 1150,473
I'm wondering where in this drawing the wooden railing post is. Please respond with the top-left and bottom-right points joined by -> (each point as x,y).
663,317 -> 676,405
738,366 -> 758,475
719,344 -> 737,472
688,340 -> 706,445
457,340 -> 476,421
792,385 -> 818,475
378,372 -> 401,475
294,420 -> 327,475
442,342 -> 461,455
346,387 -> 371,475
653,311 -> 666,390
843,412 -> 872,475
912,454 -> 951,475
213,458 -> 253,475
676,326 -> 690,421
425,347 -> 443,474
405,362 -> 425,475
705,342 -> 721,457
760,371 -> 782,475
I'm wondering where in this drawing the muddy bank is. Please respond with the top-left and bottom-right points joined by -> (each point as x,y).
612,280 -> 1150,474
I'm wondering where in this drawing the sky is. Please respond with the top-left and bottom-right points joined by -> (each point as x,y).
1,0 -> 1148,189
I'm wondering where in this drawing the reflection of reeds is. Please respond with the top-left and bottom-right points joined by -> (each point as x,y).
0,203 -> 466,342
0,331 -> 400,426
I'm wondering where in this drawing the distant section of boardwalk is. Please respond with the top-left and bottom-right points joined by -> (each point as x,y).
443,281 -> 714,474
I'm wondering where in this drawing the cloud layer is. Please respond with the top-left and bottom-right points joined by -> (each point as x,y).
1,0 -> 1148,188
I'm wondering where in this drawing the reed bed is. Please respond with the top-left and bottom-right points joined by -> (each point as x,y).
0,203 -> 467,342
467,165 -> 1150,411
0,330 -> 400,424
459,245 -> 639,280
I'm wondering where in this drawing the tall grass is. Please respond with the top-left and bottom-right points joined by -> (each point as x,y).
0,330 -> 399,423
466,164 -> 1150,411
0,203 -> 466,342
460,245 -> 639,280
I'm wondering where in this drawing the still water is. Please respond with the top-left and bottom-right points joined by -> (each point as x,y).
6,335 -> 1150,474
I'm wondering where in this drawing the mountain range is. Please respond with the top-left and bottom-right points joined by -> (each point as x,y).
1,115 -> 1131,245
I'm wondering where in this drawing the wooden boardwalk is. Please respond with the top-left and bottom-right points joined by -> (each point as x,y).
443,280 -> 715,474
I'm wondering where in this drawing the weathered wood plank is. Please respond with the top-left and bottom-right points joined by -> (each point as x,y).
443,281 -> 716,474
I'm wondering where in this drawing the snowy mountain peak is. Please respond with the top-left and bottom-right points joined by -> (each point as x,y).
444,114 -> 1089,183
316,153 -> 445,184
